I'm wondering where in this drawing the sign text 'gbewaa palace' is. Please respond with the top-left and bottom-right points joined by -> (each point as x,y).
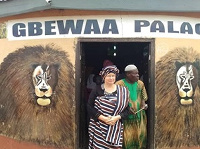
7,15 -> 200,40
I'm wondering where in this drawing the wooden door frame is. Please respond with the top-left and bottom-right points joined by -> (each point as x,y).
75,38 -> 155,149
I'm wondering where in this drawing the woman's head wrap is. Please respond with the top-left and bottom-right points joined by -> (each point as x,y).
99,65 -> 119,80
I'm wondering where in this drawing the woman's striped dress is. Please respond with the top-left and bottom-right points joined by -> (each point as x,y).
88,85 -> 129,149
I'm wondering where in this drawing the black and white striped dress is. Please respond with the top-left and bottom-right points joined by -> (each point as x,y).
88,85 -> 129,149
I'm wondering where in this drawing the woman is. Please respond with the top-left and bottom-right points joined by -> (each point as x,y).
87,65 -> 130,149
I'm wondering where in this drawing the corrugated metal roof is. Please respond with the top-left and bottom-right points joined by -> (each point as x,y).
1,0 -> 200,18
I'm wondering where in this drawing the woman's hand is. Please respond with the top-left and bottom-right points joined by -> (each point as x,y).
98,115 -> 112,124
98,115 -> 121,125
107,115 -> 121,125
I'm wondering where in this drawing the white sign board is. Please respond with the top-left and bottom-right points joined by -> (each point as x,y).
7,15 -> 200,40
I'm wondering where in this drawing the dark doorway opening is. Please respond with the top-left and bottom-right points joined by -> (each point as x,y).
77,40 -> 155,149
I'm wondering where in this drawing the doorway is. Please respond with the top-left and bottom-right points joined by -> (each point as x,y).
76,38 -> 155,149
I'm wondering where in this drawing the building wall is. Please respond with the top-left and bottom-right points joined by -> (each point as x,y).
155,38 -> 200,62
0,10 -> 200,149
155,38 -> 200,148
0,37 -> 77,149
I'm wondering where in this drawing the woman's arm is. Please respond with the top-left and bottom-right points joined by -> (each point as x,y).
87,85 -> 118,124
106,106 -> 130,125
120,87 -> 131,121
120,105 -> 130,121
87,87 -> 100,121
87,85 -> 108,122
107,87 -> 131,125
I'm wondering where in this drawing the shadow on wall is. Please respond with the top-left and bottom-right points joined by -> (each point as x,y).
155,47 -> 200,148
0,44 -> 75,148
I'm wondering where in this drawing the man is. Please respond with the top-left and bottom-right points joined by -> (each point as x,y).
115,64 -> 148,149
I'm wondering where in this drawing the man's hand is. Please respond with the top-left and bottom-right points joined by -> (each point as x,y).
142,104 -> 148,110
141,101 -> 148,110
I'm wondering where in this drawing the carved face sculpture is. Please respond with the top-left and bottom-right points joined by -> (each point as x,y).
175,62 -> 198,105
32,63 -> 59,106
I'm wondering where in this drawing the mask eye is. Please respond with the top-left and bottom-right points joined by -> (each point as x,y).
190,76 -> 194,80
36,75 -> 42,80
180,74 -> 186,82
46,75 -> 51,80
